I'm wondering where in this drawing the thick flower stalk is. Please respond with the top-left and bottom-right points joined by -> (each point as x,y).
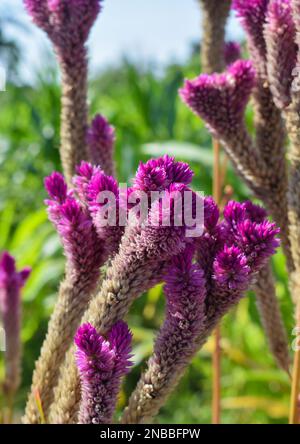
0,252 -> 31,404
232,0 -> 292,270
198,0 -> 232,73
24,0 -> 102,183
264,0 -> 297,110
87,115 -> 116,177
122,201 -> 280,424
75,321 -> 133,424
24,170 -> 112,423
48,156 -> 197,423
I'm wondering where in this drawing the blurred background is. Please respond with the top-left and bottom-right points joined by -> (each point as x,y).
0,0 -> 293,424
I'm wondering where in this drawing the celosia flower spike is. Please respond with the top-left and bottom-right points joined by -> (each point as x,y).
0,252 -> 31,396
44,171 -> 105,274
24,0 -> 102,51
133,155 -> 194,192
87,115 -> 116,177
232,0 -> 269,66
75,321 -> 133,424
264,0 -> 297,109
179,60 -> 256,139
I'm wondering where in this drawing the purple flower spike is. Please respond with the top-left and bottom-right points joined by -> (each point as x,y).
133,155 -> 193,192
0,252 -> 31,395
87,115 -> 116,177
45,173 -> 105,275
179,60 -> 256,139
73,161 -> 102,203
213,245 -> 250,290
75,321 -> 133,424
237,219 -> 280,270
232,0 -> 269,62
24,0 -> 102,53
44,172 -> 68,204
265,0 -> 297,109
224,41 -> 242,65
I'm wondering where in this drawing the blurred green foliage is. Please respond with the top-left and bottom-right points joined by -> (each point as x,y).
0,30 -> 294,424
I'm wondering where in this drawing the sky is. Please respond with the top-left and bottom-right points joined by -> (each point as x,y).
2,0 -> 244,81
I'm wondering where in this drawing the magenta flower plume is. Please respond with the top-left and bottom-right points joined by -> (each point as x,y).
213,245 -> 250,291
179,60 -> 256,139
44,171 -> 68,204
0,252 -> 31,395
224,41 -> 242,65
87,115 -> 116,177
265,0 -> 297,109
44,172 -> 105,275
87,168 -> 123,253
24,0 -> 102,55
75,321 -> 133,424
133,155 -> 193,192
223,200 -> 280,270
236,219 -> 280,270
73,161 -> 102,203
232,0 -> 269,65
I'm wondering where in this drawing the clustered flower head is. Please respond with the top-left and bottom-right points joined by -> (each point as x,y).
179,60 -> 256,139
24,0 -> 102,59
197,199 -> 280,314
0,252 -> 31,394
133,155 -> 194,193
74,321 -> 133,424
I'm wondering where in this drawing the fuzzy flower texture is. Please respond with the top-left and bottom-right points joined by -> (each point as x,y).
24,0 -> 102,56
75,321 -> 133,424
0,252 -> 31,395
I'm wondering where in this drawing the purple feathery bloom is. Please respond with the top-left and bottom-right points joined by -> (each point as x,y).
179,60 -> 256,139
213,245 -> 250,290
224,41 -> 242,65
24,0 -> 102,58
232,0 -> 269,68
0,252 -> 31,395
87,168 -> 124,253
44,172 -> 105,275
75,321 -> 133,424
44,171 -> 68,204
223,200 -> 280,270
133,155 -> 194,193
73,161 -> 102,204
236,219 -> 280,270
87,115 -> 116,177
264,0 -> 297,109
